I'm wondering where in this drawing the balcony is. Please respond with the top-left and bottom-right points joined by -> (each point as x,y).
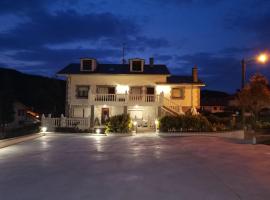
72,93 -> 163,106
92,93 -> 162,106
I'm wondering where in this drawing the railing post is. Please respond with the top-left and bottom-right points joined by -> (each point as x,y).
125,91 -> 128,104
41,114 -> 46,127
160,92 -> 164,105
60,114 -> 66,127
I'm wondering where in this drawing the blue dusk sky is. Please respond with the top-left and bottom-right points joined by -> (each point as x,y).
1,0 -> 270,92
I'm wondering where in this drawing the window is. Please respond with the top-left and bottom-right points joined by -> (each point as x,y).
80,59 -> 96,71
130,59 -> 144,72
96,86 -> 115,94
171,88 -> 184,99
82,60 -> 92,71
76,86 -> 89,98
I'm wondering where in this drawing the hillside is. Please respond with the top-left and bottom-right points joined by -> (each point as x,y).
0,67 -> 65,115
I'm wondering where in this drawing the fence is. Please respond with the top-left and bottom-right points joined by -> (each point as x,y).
41,114 -> 90,131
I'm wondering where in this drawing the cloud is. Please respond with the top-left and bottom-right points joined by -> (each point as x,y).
0,10 -> 139,50
175,52 -> 241,92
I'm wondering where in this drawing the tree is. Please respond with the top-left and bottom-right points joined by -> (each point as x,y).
238,73 -> 270,120
0,91 -> 15,138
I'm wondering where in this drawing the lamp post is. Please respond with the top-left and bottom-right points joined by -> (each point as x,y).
240,53 -> 268,128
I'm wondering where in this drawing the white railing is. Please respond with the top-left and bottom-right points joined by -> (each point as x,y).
92,93 -> 160,104
41,114 -> 90,131
162,97 -> 183,115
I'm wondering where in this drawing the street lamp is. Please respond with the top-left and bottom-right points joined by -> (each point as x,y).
241,53 -> 269,89
241,52 -> 269,128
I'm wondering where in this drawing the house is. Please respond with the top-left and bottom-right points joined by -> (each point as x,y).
200,90 -> 239,114
56,57 -> 205,130
7,101 -> 39,129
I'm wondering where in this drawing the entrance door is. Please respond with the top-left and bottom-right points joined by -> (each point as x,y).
101,108 -> 109,124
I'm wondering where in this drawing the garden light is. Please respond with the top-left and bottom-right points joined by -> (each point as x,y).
96,128 -> 101,134
41,127 -> 47,133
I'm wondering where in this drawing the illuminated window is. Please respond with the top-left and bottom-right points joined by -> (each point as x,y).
171,88 -> 184,99
76,86 -> 89,98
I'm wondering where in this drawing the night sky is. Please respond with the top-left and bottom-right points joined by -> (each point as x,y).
1,0 -> 270,93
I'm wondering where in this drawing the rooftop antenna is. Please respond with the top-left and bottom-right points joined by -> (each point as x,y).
122,43 -> 126,64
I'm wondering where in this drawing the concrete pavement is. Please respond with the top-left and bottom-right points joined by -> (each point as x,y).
0,133 -> 270,200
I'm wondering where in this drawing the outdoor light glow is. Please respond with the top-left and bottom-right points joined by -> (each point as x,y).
257,53 -> 268,64
41,127 -> 47,132
96,128 -> 101,134
116,85 -> 129,94
155,119 -> 159,125
133,121 -> 137,126
156,85 -> 171,94
102,104 -> 107,108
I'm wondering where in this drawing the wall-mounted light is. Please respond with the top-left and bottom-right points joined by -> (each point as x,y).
156,85 -> 171,94
116,85 -> 129,94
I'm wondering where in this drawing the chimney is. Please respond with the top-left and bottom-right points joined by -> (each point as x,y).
149,57 -> 154,66
192,65 -> 198,82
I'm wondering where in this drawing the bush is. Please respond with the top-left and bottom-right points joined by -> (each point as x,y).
0,123 -> 40,140
105,114 -> 132,133
159,115 -> 212,132
55,127 -> 91,133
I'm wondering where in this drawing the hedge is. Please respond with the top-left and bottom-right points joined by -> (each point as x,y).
159,115 -> 212,132
105,114 -> 132,133
0,123 -> 40,140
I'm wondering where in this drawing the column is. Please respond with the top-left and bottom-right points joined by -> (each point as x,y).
90,105 -> 95,128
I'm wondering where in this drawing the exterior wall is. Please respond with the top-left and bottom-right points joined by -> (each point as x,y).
65,74 -> 203,118
94,105 -> 124,123
156,84 -> 201,108
201,106 -> 225,113
68,74 -> 167,105
69,105 -> 157,128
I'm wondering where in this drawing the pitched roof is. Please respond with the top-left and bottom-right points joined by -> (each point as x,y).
166,75 -> 204,84
57,63 -> 170,75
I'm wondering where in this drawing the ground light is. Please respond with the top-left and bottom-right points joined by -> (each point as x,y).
133,121 -> 138,134
155,119 -> 159,133
41,126 -> 47,133
95,128 -> 101,134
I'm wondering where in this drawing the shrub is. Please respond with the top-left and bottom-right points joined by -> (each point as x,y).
55,127 -> 91,133
159,115 -> 212,132
0,123 -> 40,140
105,114 -> 132,133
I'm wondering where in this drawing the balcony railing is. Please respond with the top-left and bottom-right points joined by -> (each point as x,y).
92,93 -> 161,104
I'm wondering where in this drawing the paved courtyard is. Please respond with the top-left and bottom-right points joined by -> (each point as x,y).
0,134 -> 270,200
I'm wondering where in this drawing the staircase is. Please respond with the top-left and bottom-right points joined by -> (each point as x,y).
162,97 -> 184,116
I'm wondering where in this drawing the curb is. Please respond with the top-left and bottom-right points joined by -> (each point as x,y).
0,133 -> 44,149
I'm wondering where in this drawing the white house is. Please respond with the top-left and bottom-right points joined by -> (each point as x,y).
55,57 -> 205,131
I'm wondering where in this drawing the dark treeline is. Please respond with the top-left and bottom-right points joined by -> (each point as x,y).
0,67 -> 65,116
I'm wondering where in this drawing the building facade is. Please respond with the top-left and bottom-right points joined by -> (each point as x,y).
57,57 -> 205,129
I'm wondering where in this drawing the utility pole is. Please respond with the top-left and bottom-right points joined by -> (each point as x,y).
122,43 -> 126,64
241,59 -> 246,129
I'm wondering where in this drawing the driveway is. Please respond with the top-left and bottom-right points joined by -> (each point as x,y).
0,133 -> 270,200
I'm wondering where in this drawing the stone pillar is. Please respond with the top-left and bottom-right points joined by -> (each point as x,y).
157,106 -> 162,118
124,106 -> 128,115
90,105 -> 95,128
41,114 -> 46,127
60,114 -> 66,127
